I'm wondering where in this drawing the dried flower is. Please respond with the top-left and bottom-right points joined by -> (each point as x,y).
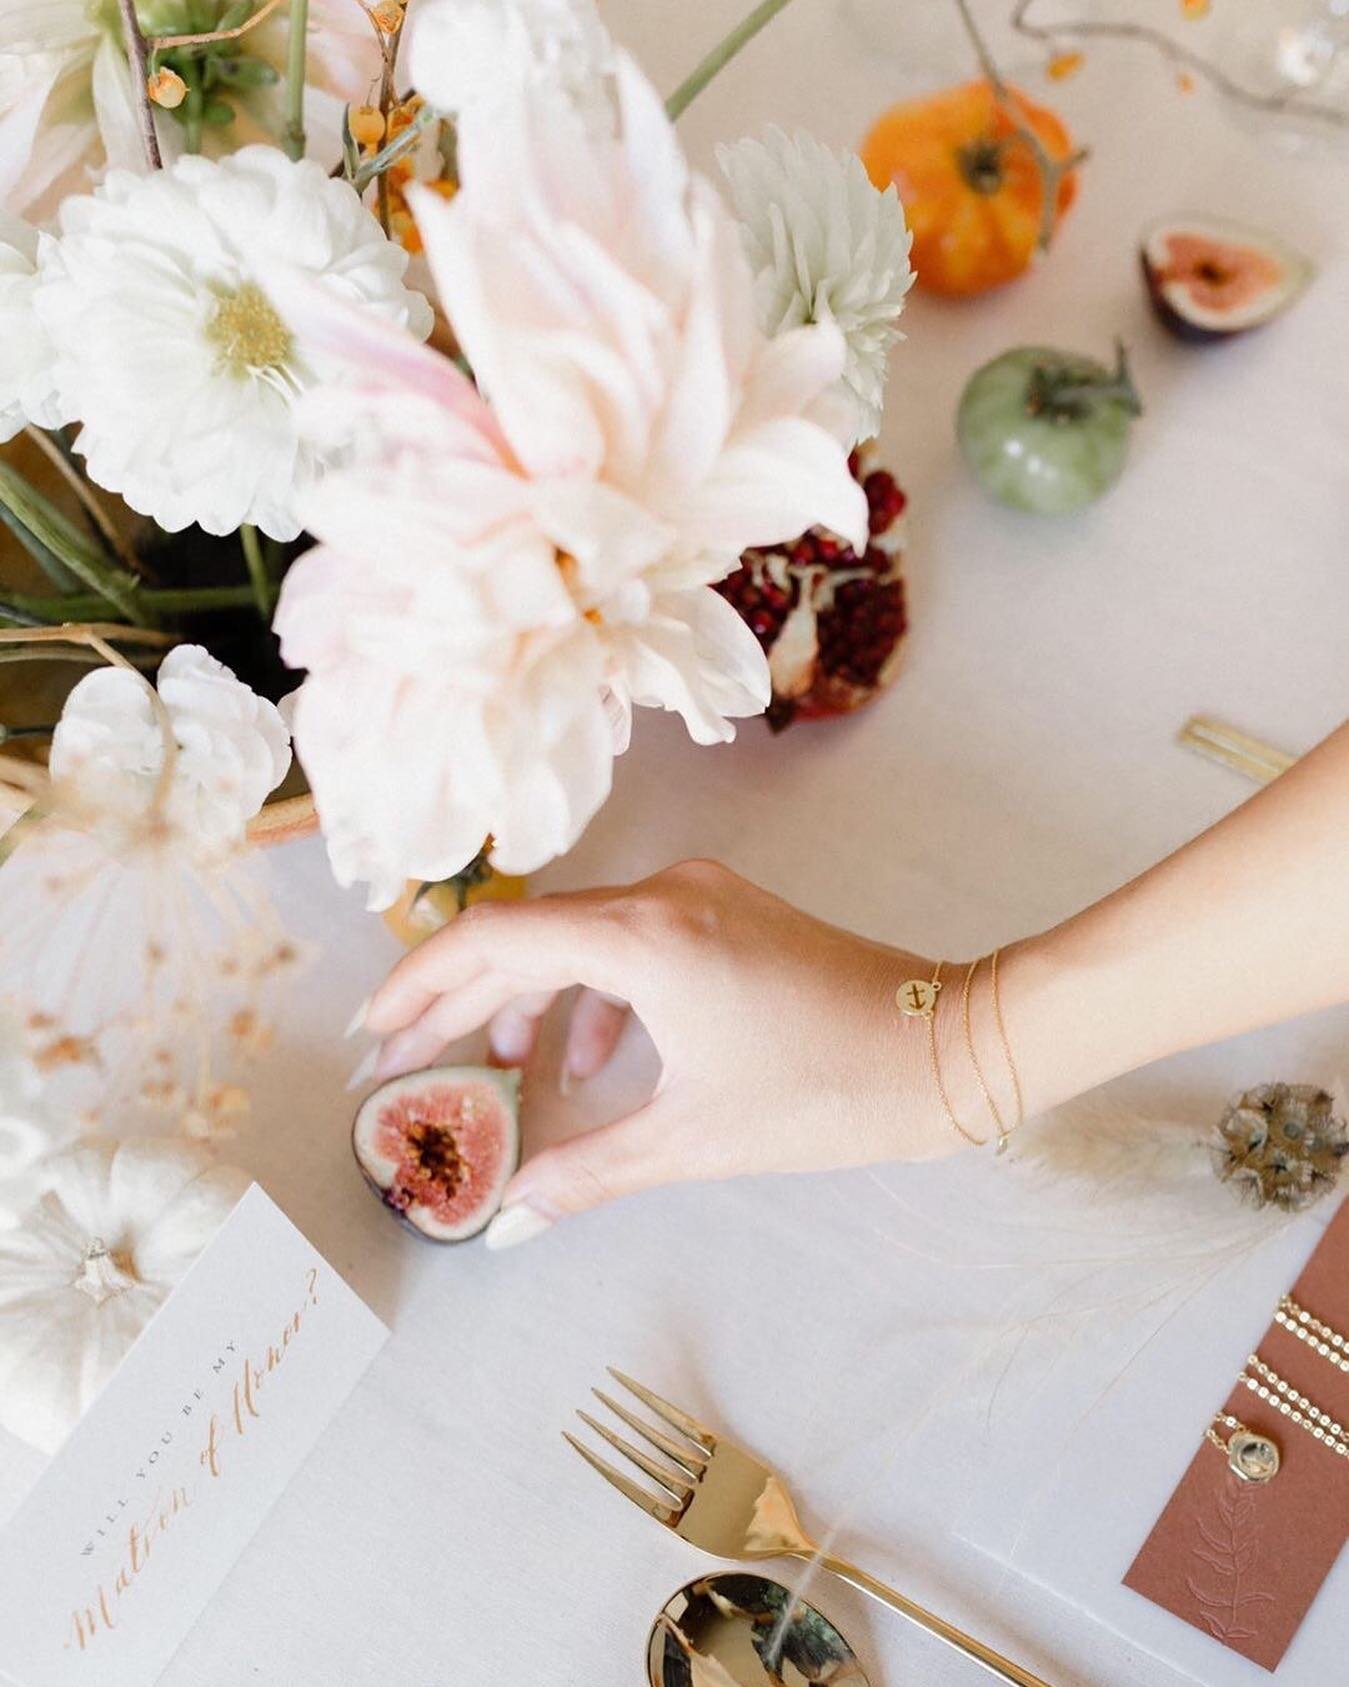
34,147 -> 432,539
0,0 -> 381,220
49,644 -> 292,864
717,127 -> 914,445
1212,1083 -> 1348,1212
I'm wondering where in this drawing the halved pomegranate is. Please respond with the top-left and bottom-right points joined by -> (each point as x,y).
717,454 -> 908,731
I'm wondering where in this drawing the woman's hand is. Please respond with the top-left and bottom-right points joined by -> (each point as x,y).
361,860 -> 969,1246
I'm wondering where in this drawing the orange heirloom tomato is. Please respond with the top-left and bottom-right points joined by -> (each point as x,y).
860,80 -> 1080,297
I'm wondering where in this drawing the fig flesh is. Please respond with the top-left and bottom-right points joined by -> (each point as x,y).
352,1066 -> 520,1242
1140,216 -> 1311,342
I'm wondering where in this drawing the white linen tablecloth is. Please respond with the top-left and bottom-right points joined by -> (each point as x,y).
3,4 -> 1347,1683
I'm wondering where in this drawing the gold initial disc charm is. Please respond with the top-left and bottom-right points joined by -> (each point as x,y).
1227,1429 -> 1280,1484
897,978 -> 939,1018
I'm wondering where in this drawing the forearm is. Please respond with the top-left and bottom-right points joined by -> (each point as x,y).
1004,721 -> 1349,1117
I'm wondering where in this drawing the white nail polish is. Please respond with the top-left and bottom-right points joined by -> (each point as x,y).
344,1047 -> 379,1093
483,1204 -> 553,1251
489,1019 -> 532,1065
343,995 -> 372,1039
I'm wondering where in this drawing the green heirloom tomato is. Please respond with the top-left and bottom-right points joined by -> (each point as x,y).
956,343 -> 1142,515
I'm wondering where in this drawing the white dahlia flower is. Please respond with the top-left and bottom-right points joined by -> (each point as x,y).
0,209 -> 58,441
717,127 -> 914,445
275,52 -> 867,906
406,0 -> 614,132
35,146 -> 433,539
0,0 -> 380,221
49,644 -> 291,863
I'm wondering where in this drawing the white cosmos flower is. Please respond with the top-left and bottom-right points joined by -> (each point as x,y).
717,127 -> 914,445
275,51 -> 867,906
49,643 -> 292,864
34,146 -> 433,539
406,0 -> 614,132
0,208 -> 58,440
0,0 -> 381,221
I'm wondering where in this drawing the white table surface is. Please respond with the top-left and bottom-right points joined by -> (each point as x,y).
3,4 -> 1348,1684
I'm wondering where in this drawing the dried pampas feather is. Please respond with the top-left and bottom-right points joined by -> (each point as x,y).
1007,1097 -> 1211,1195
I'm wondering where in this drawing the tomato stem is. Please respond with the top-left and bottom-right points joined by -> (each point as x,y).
1026,341 -> 1142,422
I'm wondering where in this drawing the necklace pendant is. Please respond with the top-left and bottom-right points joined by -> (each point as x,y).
1227,1429 -> 1280,1484
897,978 -> 939,1018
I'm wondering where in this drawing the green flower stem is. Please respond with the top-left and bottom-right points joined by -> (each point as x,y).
4,585 -> 258,624
240,522 -> 275,618
665,0 -> 798,121
284,0 -> 309,160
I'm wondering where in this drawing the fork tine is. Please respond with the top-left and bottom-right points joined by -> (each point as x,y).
576,1410 -> 694,1502
562,1431 -> 677,1522
592,1388 -> 708,1477
607,1368 -> 715,1451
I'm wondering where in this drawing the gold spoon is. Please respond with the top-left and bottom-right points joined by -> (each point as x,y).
648,1573 -> 871,1687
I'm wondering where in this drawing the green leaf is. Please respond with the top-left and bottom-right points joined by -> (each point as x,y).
202,98 -> 236,125
0,463 -> 151,626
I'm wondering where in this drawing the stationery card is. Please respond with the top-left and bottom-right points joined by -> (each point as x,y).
1125,1196 -> 1349,1670
0,1185 -> 387,1687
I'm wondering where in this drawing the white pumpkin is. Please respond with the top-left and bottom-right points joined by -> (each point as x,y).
0,1139 -> 250,1453
0,1008 -> 69,1231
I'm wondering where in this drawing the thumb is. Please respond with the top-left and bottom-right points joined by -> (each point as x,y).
482,1095 -> 683,1249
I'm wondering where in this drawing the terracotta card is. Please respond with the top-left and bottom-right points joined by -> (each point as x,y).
1124,1196 -> 1349,1670
0,1185 -> 387,1687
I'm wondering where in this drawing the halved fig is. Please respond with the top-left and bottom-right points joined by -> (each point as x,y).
1140,216 -> 1312,342
352,1066 -> 520,1242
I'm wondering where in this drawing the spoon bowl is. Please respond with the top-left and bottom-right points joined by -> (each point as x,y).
648,1572 -> 872,1686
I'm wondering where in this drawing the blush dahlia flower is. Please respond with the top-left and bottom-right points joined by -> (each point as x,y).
34,146 -> 432,538
275,50 -> 868,906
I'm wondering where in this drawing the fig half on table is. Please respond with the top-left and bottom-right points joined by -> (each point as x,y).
353,1066 -> 521,1242
1140,215 -> 1312,342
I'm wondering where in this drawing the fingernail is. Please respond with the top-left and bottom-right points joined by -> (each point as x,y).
489,1013 -> 532,1066
343,995 -> 372,1039
344,1047 -> 379,1093
483,1203 -> 553,1251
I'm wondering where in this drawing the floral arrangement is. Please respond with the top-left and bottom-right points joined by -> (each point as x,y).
0,0 -> 913,1139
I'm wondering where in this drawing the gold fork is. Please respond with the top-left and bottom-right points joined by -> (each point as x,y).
566,1370 -> 1057,1687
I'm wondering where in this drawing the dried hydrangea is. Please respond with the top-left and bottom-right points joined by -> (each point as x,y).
1212,1083 -> 1348,1212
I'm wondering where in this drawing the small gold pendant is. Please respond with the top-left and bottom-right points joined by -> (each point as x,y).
1227,1429 -> 1280,1484
897,978 -> 939,1018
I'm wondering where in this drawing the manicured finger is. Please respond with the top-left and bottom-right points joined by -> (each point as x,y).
563,989 -> 631,1082
365,892 -> 633,1035
487,990 -> 559,1066
370,972 -> 526,1081
484,1095 -> 686,1248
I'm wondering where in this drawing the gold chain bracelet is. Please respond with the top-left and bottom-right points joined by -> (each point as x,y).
1275,1295 -> 1349,1373
896,963 -> 986,1149
897,953 -> 1026,1153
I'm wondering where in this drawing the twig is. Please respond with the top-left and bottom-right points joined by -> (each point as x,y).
951,0 -> 1088,250
284,0 -> 310,160
116,0 -> 163,169
666,0 -> 799,121
21,426 -> 147,581
148,0 -> 285,51
0,624 -> 174,648
351,106 -> 434,192
356,0 -> 408,233
1011,0 -> 1349,130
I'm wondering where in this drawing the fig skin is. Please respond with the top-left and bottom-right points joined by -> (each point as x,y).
1139,216 -> 1312,344
352,1066 -> 521,1244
